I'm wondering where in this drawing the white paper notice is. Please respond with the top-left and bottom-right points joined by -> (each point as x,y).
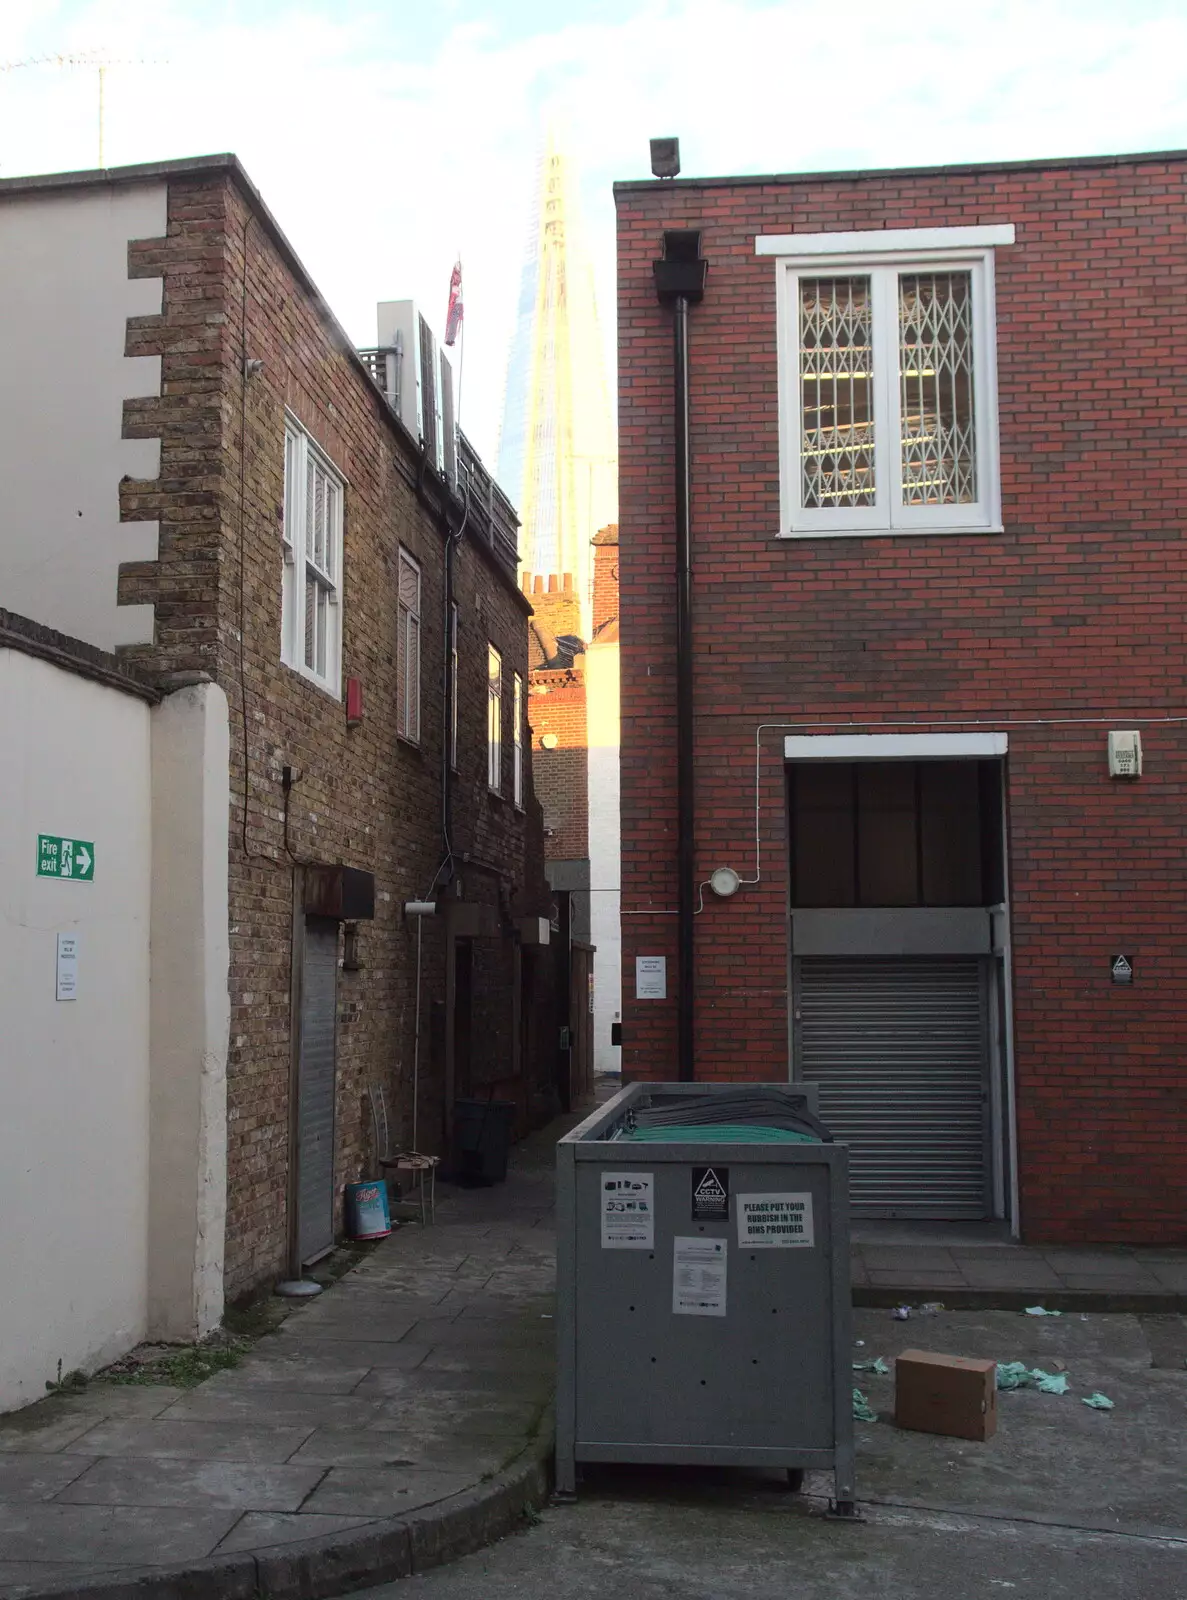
736,1193 -> 815,1248
56,933 -> 79,1002
672,1236 -> 727,1316
635,955 -> 667,1000
600,1172 -> 655,1249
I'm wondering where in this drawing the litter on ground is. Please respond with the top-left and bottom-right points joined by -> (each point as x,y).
1082,1392 -> 1115,1410
853,1356 -> 889,1375
1023,1306 -> 1062,1317
996,1363 -> 1071,1394
853,1388 -> 878,1422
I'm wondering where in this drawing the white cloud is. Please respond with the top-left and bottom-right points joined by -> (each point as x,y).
2,0 -> 1186,464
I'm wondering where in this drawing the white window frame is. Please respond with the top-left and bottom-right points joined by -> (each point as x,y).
487,644 -> 503,794
449,601 -> 459,773
762,226 -> 1011,540
281,414 -> 344,695
512,670 -> 524,809
397,548 -> 422,744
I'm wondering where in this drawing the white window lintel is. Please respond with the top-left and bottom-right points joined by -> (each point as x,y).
756,224 -> 1015,258
784,732 -> 1008,761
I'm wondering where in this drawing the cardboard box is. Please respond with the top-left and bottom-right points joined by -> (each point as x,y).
894,1349 -> 997,1441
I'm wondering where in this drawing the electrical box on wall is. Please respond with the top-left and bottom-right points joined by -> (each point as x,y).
1107,730 -> 1143,779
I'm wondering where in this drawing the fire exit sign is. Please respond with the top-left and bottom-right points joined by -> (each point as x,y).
37,835 -> 94,881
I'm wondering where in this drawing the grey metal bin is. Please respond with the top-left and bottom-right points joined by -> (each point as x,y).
556,1082 -> 854,1512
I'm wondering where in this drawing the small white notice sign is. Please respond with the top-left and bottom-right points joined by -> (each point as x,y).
636,955 -> 667,1000
672,1236 -> 727,1316
737,1193 -> 815,1248
56,933 -> 79,1002
601,1172 -> 655,1249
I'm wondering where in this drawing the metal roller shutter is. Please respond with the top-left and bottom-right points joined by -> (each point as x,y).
297,917 -> 338,1264
797,957 -> 988,1219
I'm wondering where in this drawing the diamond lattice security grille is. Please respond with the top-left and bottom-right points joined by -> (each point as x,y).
899,272 -> 977,507
799,276 -> 876,508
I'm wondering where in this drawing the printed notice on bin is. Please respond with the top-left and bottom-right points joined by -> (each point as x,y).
672,1236 -> 727,1316
737,1193 -> 815,1249
601,1172 -> 655,1249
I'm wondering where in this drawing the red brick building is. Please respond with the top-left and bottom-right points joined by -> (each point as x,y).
616,149 -> 1187,1244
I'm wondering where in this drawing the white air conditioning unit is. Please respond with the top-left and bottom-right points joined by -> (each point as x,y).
376,300 -> 456,487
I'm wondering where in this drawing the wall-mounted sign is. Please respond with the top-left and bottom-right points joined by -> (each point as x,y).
636,955 -> 667,1000
37,835 -> 94,881
56,934 -> 79,1001
1111,954 -> 1133,984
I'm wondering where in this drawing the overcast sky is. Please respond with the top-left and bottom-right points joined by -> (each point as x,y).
4,0 -> 1187,466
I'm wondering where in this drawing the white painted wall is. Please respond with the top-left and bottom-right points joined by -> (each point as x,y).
0,183 -> 166,650
148,683 -> 231,1341
0,649 -> 152,1413
586,639 -> 622,1074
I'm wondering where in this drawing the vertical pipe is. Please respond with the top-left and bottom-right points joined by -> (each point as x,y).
674,295 -> 695,1082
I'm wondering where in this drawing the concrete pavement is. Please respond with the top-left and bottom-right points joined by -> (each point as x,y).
1,1101 -> 1185,1599
354,1304 -> 1187,1600
0,1130 -> 560,1599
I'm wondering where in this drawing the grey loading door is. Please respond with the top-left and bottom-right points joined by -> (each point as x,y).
297,917 -> 338,1264
796,956 -> 989,1219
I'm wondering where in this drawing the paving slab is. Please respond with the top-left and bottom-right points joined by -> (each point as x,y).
213,1510 -> 376,1554
65,1418 -> 315,1463
158,1389 -> 387,1427
274,1338 -> 433,1370
52,1457 -> 327,1512
195,1353 -> 373,1393
0,1501 -> 240,1565
0,1458 -> 95,1502
300,1465 -> 472,1517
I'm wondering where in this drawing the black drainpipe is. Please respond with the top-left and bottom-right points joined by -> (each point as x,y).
653,230 -> 708,1082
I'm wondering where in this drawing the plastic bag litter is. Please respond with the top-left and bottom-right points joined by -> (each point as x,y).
1023,1306 -> 1062,1317
996,1361 -> 1031,1391
853,1388 -> 878,1422
1033,1370 -> 1070,1394
996,1363 -> 1070,1394
917,1302 -> 946,1316
1082,1392 -> 1114,1410
853,1356 -> 889,1375
893,1306 -> 911,1320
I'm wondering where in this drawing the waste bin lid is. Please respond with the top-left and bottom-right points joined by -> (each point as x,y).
617,1121 -> 819,1144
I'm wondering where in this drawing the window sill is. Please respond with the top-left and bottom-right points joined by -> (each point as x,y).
281,657 -> 343,702
777,524 -> 1004,541
397,732 -> 424,754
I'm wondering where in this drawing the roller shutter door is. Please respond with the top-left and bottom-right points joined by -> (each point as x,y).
797,956 -> 988,1219
297,917 -> 338,1264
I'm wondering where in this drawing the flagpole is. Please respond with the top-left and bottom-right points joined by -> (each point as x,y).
456,252 -> 464,437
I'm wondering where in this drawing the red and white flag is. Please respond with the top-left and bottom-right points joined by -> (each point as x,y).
444,259 -> 463,346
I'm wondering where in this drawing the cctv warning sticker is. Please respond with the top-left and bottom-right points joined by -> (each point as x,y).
691,1166 -> 729,1222
737,1193 -> 815,1249
600,1172 -> 655,1249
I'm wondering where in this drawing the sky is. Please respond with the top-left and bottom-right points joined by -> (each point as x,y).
3,0 -> 1187,467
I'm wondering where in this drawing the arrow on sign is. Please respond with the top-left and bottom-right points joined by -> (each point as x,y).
76,845 -> 92,876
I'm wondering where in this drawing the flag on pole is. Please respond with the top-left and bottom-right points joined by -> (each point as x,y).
444,259 -> 463,346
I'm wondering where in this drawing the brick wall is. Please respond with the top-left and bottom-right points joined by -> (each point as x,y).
616,153 -> 1187,1244
527,666 -> 588,862
591,526 -> 619,638
121,166 -> 547,1295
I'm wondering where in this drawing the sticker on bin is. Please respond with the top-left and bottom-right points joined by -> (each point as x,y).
600,1172 -> 655,1249
672,1236 -> 727,1316
737,1193 -> 815,1248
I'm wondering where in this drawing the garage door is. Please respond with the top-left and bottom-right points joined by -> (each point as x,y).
297,917 -> 338,1264
796,956 -> 988,1219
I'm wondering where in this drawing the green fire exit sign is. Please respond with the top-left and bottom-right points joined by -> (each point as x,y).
37,835 -> 94,881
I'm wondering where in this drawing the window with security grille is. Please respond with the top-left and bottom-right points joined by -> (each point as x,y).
487,644 -> 503,793
281,417 -> 344,693
779,251 -> 999,536
397,550 -> 421,743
